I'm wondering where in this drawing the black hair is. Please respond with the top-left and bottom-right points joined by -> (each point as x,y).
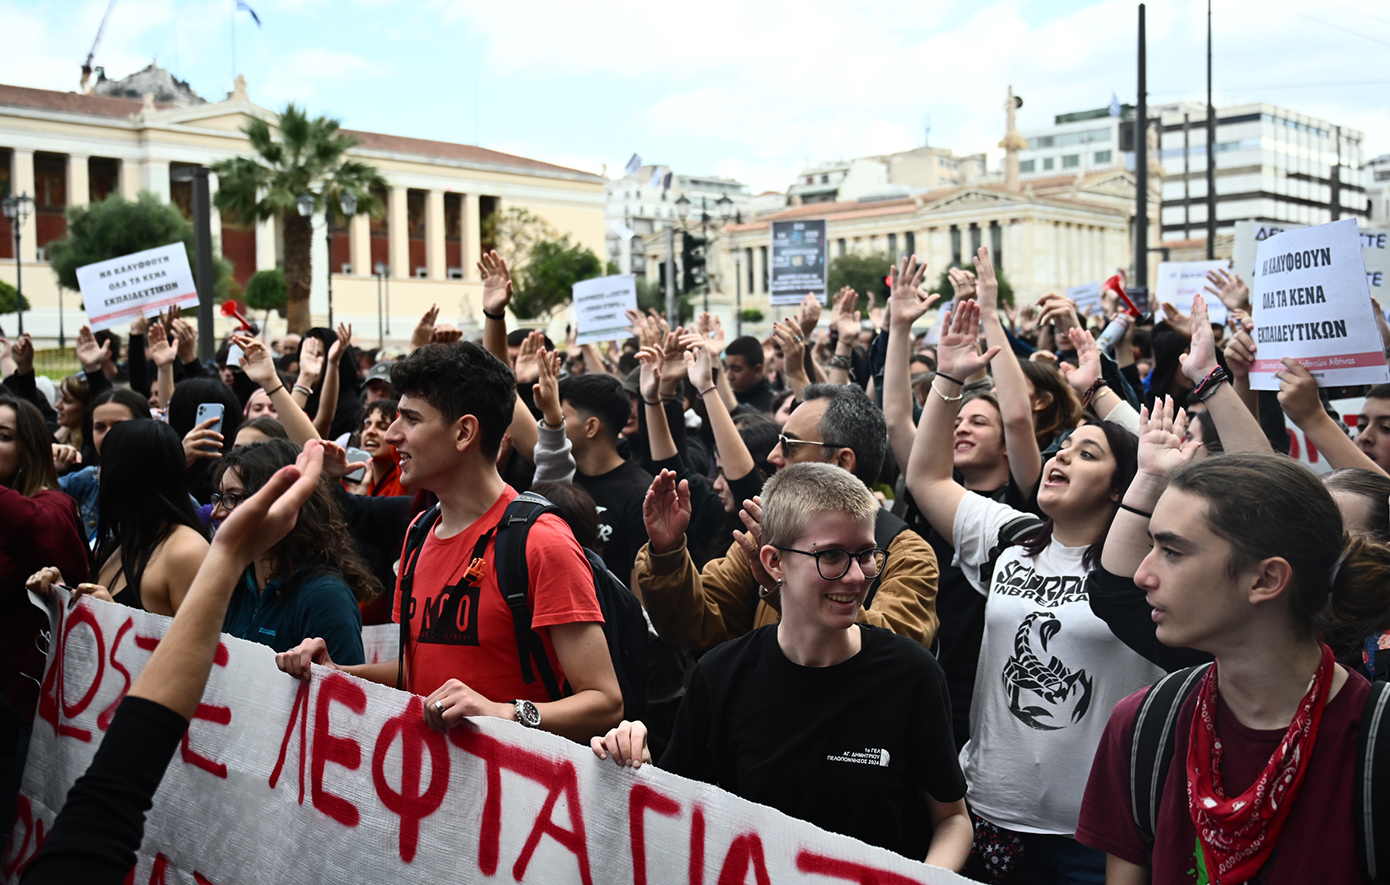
93,329 -> 122,363
559,373 -> 630,445
0,393 -> 59,496
1019,419 -> 1139,570
1323,468 -> 1390,544
212,439 -> 381,601
86,387 -> 152,463
529,481 -> 600,551
363,398 -> 399,425
725,335 -> 763,367
388,342 -> 516,458
167,378 -> 244,442
1369,384 -> 1390,401
239,416 -> 289,441
95,421 -> 207,606
506,328 -> 554,350
734,413 -> 781,480
799,382 -> 888,486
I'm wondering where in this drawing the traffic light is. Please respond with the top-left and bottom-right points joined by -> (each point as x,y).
682,233 -> 708,293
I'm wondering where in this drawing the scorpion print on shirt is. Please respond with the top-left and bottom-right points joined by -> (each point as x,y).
993,560 -> 1095,730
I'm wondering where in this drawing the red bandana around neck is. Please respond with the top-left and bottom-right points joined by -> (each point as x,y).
1185,642 -> 1335,884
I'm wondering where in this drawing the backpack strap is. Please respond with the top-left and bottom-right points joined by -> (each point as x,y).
864,509 -> 910,609
1129,664 -> 1211,852
494,492 -> 565,701
396,504 -> 441,691
1356,678 -> 1390,883
978,513 -> 1045,592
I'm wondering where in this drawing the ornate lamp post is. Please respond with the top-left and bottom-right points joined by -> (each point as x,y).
2,192 -> 34,334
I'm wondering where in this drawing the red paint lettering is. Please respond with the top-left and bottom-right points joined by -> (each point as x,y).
715,833 -> 771,885
453,728 -> 593,884
134,634 -> 161,652
1,795 -> 49,879
371,695 -> 450,863
796,850 -> 924,885
629,783 -> 680,885
193,873 -> 218,884
180,642 -> 231,778
690,805 -> 706,885
99,618 -> 135,731
311,673 -> 365,827
1287,429 -> 1301,460
269,679 -> 311,802
37,604 -> 106,742
1308,438 -> 1320,463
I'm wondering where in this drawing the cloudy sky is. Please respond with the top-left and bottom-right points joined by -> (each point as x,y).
2,0 -> 1387,191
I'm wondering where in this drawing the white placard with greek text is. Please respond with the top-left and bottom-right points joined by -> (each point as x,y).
1249,218 -> 1389,390
1154,260 -> 1230,325
1234,220 -> 1390,300
1066,283 -> 1103,318
75,242 -> 199,332
573,274 -> 638,345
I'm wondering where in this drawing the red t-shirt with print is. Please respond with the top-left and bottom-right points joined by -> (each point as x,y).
393,485 -> 603,702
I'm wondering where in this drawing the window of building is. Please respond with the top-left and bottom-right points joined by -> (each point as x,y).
904,231 -> 915,257
990,221 -> 1002,270
821,174 -> 830,184
1375,170 -> 1390,182
1020,159 -> 1035,173
1094,150 -> 1112,164
1043,157 -> 1055,171
887,233 -> 898,261
950,226 -> 962,265
1062,154 -> 1080,168
806,176 -> 814,185
837,238 -> 846,257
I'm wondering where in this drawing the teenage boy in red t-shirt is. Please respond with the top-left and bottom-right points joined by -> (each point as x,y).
277,341 -> 623,742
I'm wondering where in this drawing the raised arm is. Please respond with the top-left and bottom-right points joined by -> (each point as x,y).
234,334 -> 320,446
530,346 -> 575,482
883,255 -> 939,473
975,246 -> 1042,492
147,319 -> 177,411
1100,397 -> 1198,578
772,319 -> 811,402
312,323 -> 352,439
687,334 -> 751,479
1178,293 -> 1270,453
1277,357 -> 1388,476
478,250 -> 513,364
827,287 -> 861,386
905,300 -> 1000,547
1222,311 -> 1260,419
637,343 -> 678,462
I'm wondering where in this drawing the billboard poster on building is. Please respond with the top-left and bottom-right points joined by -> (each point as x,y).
769,220 -> 828,306
1234,221 -> 1389,305
1248,218 -> 1389,390
75,242 -> 200,332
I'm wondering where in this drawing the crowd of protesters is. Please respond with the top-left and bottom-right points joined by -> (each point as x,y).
6,243 -> 1390,884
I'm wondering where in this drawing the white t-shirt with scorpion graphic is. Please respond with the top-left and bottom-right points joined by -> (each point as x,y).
951,491 -> 1165,836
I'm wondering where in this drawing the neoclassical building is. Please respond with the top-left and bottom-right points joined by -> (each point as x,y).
0,67 -> 604,345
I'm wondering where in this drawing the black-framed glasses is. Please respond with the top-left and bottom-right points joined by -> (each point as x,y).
210,491 -> 247,512
777,433 -> 848,460
775,546 -> 887,580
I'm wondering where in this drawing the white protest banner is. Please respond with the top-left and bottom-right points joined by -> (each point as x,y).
1281,396 -> 1364,475
1234,220 -> 1390,299
7,590 -> 980,885
1249,218 -> 1390,391
770,220 -> 828,306
573,274 -> 638,345
75,242 -> 199,332
1066,283 -> 1103,319
1154,259 -> 1230,325
361,623 -> 398,665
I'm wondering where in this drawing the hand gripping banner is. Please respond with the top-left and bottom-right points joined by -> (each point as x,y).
5,590 -> 980,885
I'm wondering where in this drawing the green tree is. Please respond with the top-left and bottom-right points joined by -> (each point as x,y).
243,268 -> 287,329
634,276 -> 693,323
512,237 -> 603,319
935,262 -> 1015,307
48,191 -> 236,308
0,279 -> 29,315
213,104 -> 387,333
827,252 -> 892,309
483,207 -> 559,283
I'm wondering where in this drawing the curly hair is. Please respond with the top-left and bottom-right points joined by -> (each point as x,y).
212,440 -> 381,601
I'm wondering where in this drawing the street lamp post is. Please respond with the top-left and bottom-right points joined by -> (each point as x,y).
2,192 -> 34,335
297,191 -> 316,327
674,192 -> 736,316
374,262 -> 386,348
332,192 -> 358,332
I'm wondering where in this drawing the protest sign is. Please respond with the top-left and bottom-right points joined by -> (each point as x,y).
75,242 -> 199,332
572,274 -> 638,345
7,589 -> 980,885
770,220 -> 828,306
1248,218 -> 1389,391
1234,220 -> 1390,301
1281,396 -> 1364,475
1154,259 -> 1231,325
1066,282 -> 1104,318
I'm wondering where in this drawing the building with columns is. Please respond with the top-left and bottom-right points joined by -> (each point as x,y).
0,70 -> 604,345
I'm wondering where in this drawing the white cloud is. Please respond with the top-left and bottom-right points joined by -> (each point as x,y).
255,48 -> 394,107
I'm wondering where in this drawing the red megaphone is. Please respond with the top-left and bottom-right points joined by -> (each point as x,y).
221,299 -> 259,334
1103,274 -> 1141,318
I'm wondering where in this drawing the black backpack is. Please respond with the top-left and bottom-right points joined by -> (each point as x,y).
396,492 -> 648,719
1129,664 -> 1390,882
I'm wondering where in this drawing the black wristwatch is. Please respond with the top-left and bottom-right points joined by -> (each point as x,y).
513,699 -> 541,728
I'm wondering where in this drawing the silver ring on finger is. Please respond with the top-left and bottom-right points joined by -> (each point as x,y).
434,700 -> 445,714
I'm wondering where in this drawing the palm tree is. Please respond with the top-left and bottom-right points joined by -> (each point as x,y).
213,104 -> 386,333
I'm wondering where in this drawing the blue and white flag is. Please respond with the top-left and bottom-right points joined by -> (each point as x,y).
1109,92 -> 1122,117
624,153 -> 642,177
237,0 -> 262,27
649,166 -> 665,189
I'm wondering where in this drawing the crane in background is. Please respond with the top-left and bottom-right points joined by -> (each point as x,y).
79,0 -> 119,94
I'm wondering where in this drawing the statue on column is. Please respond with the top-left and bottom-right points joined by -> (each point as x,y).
1000,87 -> 1027,192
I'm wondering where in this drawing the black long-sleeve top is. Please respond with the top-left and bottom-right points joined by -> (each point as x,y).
1086,565 -> 1212,672
21,696 -> 188,884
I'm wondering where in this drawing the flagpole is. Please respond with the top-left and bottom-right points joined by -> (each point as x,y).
231,0 -> 237,84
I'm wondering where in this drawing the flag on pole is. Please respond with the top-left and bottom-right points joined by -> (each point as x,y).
649,166 -> 664,189
1109,92 -> 1122,117
237,0 -> 262,28
624,153 -> 642,177
662,171 -> 673,194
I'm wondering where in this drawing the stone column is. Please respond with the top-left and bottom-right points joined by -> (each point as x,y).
11,150 -> 36,262
389,186 -> 409,279
255,200 -> 277,272
462,193 -> 481,280
143,159 -> 171,202
67,155 -> 90,208
118,158 -> 141,200
349,212 -> 370,276
426,189 -> 446,280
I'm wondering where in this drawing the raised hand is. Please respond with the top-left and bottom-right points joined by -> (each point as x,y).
636,344 -> 663,405
659,330 -> 690,386
297,336 -> 325,387
771,319 -> 805,373
684,340 -> 713,393
147,320 -> 176,368
1160,302 -> 1193,340
478,250 -> 513,316
731,496 -> 776,595
532,347 -> 564,427
75,325 -> 110,374
214,440 -> 325,565
889,255 -> 939,328
1275,358 -> 1326,427
233,334 -> 280,390
796,293 -> 822,338
328,322 -> 352,364
830,287 -> 862,342
643,469 -> 691,555
319,439 -> 371,480
971,246 -> 1003,313
947,266 -> 977,302
1178,293 -> 1218,383
129,311 -> 150,337
11,333 -> 34,374
1224,312 -> 1257,379
411,304 -> 440,350
172,317 -> 197,363
695,311 -> 726,360
513,330 -> 546,385
1136,396 -> 1197,479
1062,326 -> 1102,396
935,300 -> 1000,381
1204,267 -> 1249,312
431,323 -> 462,345
626,309 -> 662,350
1036,293 -> 1080,339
